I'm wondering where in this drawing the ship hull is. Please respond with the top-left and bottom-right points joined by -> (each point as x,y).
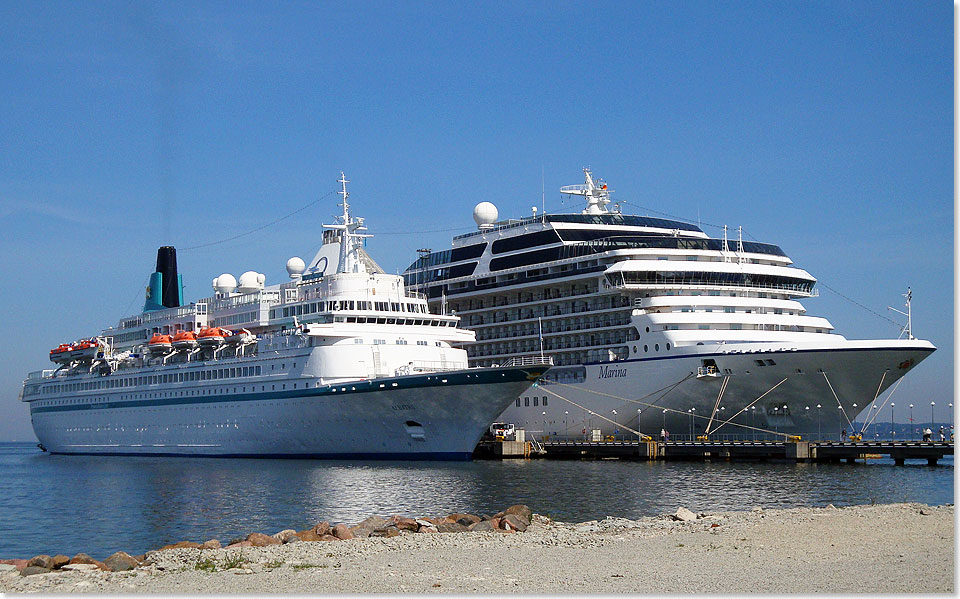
499,341 -> 935,441
28,365 -> 547,459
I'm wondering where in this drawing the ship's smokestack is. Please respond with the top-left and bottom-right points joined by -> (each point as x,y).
156,246 -> 180,309
143,246 -> 184,312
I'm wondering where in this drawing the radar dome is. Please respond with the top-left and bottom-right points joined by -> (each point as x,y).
213,273 -> 237,294
286,256 -> 306,279
473,202 -> 498,229
237,271 -> 266,293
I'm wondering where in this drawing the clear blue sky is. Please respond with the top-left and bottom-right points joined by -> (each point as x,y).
0,1 -> 952,441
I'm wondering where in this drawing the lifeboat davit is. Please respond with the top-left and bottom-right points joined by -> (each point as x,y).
172,330 -> 198,350
147,334 -> 173,354
49,343 -> 74,364
197,327 -> 230,347
225,328 -> 253,345
69,339 -> 100,362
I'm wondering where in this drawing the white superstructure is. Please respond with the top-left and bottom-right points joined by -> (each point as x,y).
402,169 -> 935,440
21,174 -> 550,458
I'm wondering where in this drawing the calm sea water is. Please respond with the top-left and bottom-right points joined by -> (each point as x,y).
0,442 -> 952,559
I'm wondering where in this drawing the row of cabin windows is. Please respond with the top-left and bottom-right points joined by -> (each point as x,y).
517,396 -> 549,407
272,300 -> 428,319
36,365 -> 266,395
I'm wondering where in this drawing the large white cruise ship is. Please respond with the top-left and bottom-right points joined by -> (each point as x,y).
402,169 -> 935,441
20,174 -> 550,459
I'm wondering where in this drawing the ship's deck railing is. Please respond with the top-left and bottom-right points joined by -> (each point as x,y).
495,355 -> 554,368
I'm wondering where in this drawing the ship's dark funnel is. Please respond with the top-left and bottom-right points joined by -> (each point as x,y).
156,246 -> 180,309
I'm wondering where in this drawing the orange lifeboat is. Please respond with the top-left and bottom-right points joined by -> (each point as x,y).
49,343 -> 74,364
197,327 -> 230,347
69,339 -> 100,361
172,330 -> 199,350
147,333 -> 173,354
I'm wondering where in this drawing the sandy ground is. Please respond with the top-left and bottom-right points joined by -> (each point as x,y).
0,502 -> 952,594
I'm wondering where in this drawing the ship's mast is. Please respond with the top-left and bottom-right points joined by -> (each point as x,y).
324,172 -> 372,274
888,287 -> 914,340
560,167 -> 612,215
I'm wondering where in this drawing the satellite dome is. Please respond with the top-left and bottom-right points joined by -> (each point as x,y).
213,273 -> 237,295
473,202 -> 498,230
286,256 -> 306,279
237,271 -> 266,293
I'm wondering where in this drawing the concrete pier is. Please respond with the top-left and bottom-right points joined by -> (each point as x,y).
474,439 -> 954,464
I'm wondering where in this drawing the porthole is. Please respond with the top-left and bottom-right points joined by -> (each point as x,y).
632,345 -> 638,353
666,343 -> 671,350
655,344 -> 659,351
645,327 -> 650,333
643,345 -> 648,352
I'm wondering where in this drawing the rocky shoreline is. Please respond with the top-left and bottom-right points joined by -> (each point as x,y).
0,502 -> 953,594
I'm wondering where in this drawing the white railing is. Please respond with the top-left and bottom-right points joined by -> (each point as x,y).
496,356 -> 554,368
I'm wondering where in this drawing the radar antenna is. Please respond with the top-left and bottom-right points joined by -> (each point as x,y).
323,172 -> 372,274
560,167 -> 613,215
887,287 -> 914,340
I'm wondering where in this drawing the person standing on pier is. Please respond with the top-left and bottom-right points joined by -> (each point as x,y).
841,428 -> 846,442
938,426 -> 945,442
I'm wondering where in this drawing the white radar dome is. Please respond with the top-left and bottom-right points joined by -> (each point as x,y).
237,271 -> 266,293
286,256 -> 306,279
473,202 -> 498,229
213,273 -> 237,294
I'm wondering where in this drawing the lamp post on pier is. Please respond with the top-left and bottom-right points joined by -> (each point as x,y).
564,411 -> 569,440
931,402 -> 936,433
637,409 -> 642,440
611,409 -> 618,441
909,404 -> 914,439
805,406 -> 810,439
751,406 -> 756,441
890,403 -> 895,441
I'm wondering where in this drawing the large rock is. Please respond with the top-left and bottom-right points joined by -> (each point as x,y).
69,553 -> 107,569
0,559 -> 28,571
314,521 -> 331,537
27,555 -> 54,569
468,520 -> 498,532
246,533 -> 281,547
370,527 -> 401,538
504,505 -> 533,525
272,529 -> 298,543
284,535 -> 302,544
332,524 -> 354,540
296,530 -> 323,542
450,513 -> 481,527
224,541 -> 253,549
500,514 -> 528,532
437,522 -> 468,533
200,539 -> 222,550
61,564 -> 99,572
673,507 -> 697,522
51,555 -> 71,569
159,541 -> 202,551
103,551 -> 138,572
394,517 -> 419,531
20,566 -> 52,577
356,516 -> 387,531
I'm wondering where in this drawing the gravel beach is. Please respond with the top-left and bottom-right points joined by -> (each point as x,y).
0,502 -> 952,594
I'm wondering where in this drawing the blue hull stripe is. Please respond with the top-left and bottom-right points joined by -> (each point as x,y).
29,366 -> 547,415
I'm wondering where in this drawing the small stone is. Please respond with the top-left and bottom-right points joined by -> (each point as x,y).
418,525 -> 439,533
27,555 -> 54,569
500,514 -> 528,532
273,529 -> 298,543
247,532 -> 282,547
920,508 -> 932,516
200,539 -> 222,550
284,535 -> 302,544
103,551 -> 138,572
673,507 -> 697,522
61,564 -> 99,572
332,524 -> 355,540
751,507 -> 763,513
21,566 -> 52,576
51,555 -> 70,569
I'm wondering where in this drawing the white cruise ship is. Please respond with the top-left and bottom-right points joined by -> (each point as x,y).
20,174 -> 550,459
402,169 -> 935,441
